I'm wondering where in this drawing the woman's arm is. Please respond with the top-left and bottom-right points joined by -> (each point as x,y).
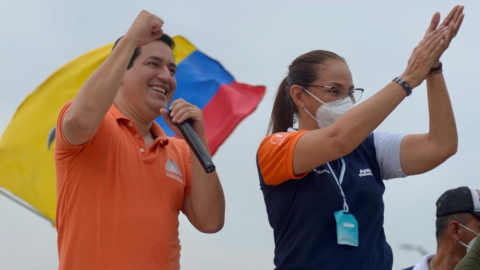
400,6 -> 464,175
400,72 -> 457,175
292,12 -> 451,175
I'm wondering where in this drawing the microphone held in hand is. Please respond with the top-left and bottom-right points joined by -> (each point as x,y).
176,119 -> 215,173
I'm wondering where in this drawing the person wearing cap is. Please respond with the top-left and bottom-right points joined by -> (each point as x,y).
402,187 -> 480,270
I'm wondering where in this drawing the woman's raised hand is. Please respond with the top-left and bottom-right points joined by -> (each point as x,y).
401,15 -> 449,89
401,5 -> 464,89
429,5 -> 465,65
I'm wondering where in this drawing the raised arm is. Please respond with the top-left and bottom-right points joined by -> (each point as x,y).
400,6 -> 464,175
62,11 -> 165,145
292,12 -> 450,175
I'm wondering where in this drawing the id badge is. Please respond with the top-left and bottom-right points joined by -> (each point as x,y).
334,210 -> 359,247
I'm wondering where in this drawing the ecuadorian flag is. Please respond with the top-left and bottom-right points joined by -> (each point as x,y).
0,36 -> 265,222
164,37 -> 265,153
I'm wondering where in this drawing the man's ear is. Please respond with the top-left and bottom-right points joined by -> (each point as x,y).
290,85 -> 305,108
447,220 -> 462,240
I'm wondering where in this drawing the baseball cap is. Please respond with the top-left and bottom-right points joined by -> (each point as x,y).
436,186 -> 480,218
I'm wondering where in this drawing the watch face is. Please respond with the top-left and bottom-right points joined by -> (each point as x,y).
393,77 -> 411,96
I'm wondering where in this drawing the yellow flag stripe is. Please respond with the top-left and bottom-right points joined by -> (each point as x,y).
173,36 -> 196,64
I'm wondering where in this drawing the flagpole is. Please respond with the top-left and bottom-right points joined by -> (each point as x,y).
0,187 -> 54,225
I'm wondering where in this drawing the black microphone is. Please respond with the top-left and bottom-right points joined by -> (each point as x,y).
175,119 -> 216,173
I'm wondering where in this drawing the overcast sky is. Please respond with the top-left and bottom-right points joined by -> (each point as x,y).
1,1 -> 479,269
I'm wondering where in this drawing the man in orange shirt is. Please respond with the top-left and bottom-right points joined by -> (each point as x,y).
54,11 -> 225,270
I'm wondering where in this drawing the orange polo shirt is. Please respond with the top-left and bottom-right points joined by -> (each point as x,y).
55,101 -> 191,270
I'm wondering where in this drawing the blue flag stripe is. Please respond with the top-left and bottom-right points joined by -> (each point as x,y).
155,50 -> 235,136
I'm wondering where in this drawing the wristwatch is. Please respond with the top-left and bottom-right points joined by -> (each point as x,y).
392,77 -> 412,96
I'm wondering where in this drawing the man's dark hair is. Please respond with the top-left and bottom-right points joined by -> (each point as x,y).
112,33 -> 175,69
435,212 -> 472,239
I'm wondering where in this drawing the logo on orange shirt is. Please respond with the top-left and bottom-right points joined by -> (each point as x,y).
270,132 -> 292,145
165,159 -> 183,182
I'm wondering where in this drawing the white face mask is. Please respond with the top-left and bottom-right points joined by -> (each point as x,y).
459,223 -> 479,254
301,87 -> 353,128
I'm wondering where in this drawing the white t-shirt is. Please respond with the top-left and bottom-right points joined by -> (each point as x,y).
412,254 -> 435,270
373,131 -> 407,180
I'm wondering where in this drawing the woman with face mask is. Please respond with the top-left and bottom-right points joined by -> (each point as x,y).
256,6 -> 464,270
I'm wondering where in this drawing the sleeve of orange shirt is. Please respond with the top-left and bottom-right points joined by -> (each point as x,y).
257,130 -> 309,186
56,101 -> 79,152
55,101 -> 89,155
55,101 -> 110,156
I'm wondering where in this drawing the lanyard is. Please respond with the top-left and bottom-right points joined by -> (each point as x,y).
327,157 -> 349,212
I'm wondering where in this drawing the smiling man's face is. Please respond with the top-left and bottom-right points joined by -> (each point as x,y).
122,41 -> 177,117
